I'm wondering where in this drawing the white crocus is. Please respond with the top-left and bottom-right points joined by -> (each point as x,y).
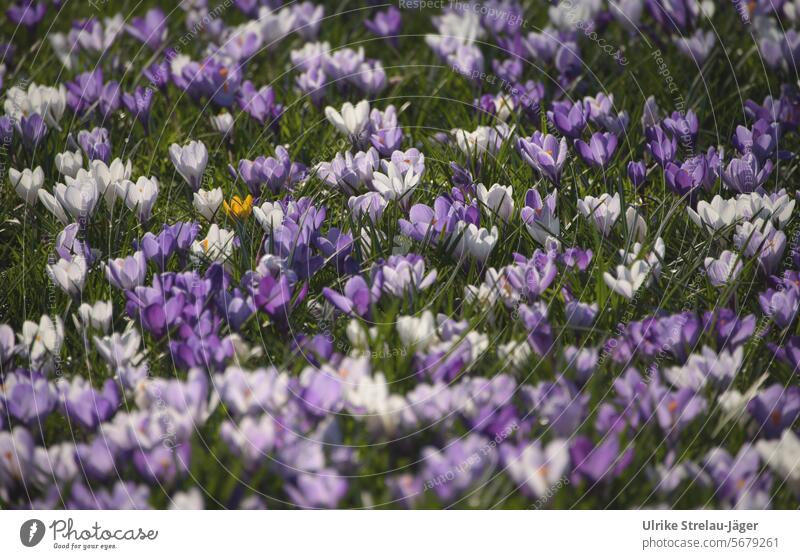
577,193 -> 621,235
116,176 -> 159,223
372,162 -> 421,203
625,206 -> 647,243
46,256 -> 87,297
324,100 -> 370,137
210,112 -> 234,135
457,223 -> 499,262
253,201 -> 285,231
75,300 -> 112,333
756,429 -> 800,495
54,150 -> 83,178
21,315 -> 64,365
91,158 -> 132,208
54,171 -> 100,221
451,124 -> 508,157
477,183 -> 514,222
738,191 -> 796,228
504,439 -> 570,499
686,195 -> 737,233
93,329 -> 141,369
4,83 -> 67,127
38,190 -> 70,225
603,260 -> 653,299
169,140 -> 208,191
397,311 -> 438,349
193,188 -> 223,221
9,166 -> 44,204
191,224 -> 236,262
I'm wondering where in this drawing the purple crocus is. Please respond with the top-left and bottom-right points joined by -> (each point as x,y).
664,156 -> 708,197
285,469 -> 348,509
575,132 -> 618,168
0,116 -> 14,147
517,131 -> 568,185
77,127 -> 111,164
104,252 -> 147,290
627,160 -> 647,187
646,125 -> 677,167
662,109 -> 699,147
125,8 -> 167,51
18,113 -> 47,152
237,80 -> 283,127
121,87 -> 153,133
66,69 -> 104,115
364,7 -> 402,46
747,385 -> 800,439
570,435 -> 633,484
99,81 -> 121,119
322,275 -> 378,317
547,100 -> 586,139
7,1 -> 46,28
759,285 -> 800,329
703,445 -> 771,509
721,153 -> 773,193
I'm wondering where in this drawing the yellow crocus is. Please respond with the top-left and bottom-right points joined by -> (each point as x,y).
223,194 -> 253,219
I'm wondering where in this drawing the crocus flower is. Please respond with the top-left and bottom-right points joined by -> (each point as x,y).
18,113 -> 47,152
348,192 -> 387,223
116,176 -> 159,223
77,127 -> 111,164
575,132 -> 618,168
372,162 -> 421,204
721,153 -> 773,193
759,286 -> 800,329
121,87 -> 153,133
686,195 -> 737,233
603,260 -> 654,299
747,385 -> 800,439
704,251 -> 742,288
93,330 -> 141,369
47,256 -> 87,297
21,315 -> 64,366
210,112 -> 234,136
253,202 -> 285,232
325,100 -> 370,139
9,166 -> 43,205
223,195 -> 254,220
627,160 -> 647,187
501,439 -> 570,499
365,7 -> 402,45
517,132 -> 568,185
7,1 -> 46,28
662,109 -> 699,147
756,429 -> 800,495
237,80 -> 283,126
645,125 -> 677,167
577,193 -> 621,235
191,224 -> 235,262
54,171 -> 100,221
0,427 -> 34,487
476,183 -> 514,222
169,140 -> 208,192
521,189 -> 559,245
105,252 -> 146,290
547,100 -> 586,139
125,7 -> 167,51
193,188 -> 223,221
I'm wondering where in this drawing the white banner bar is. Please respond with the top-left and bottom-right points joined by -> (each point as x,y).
1,510 -> 799,558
